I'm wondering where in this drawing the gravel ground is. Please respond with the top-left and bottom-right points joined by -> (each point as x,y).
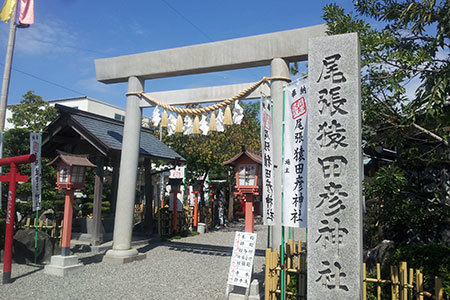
0,223 -> 268,300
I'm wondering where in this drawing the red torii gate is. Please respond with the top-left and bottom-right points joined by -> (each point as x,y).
0,154 -> 36,284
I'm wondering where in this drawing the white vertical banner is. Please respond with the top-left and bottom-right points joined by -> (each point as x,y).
260,93 -> 275,225
282,79 -> 308,228
30,132 -> 42,212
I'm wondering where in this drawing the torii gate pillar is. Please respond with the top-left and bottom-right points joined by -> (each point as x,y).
104,76 -> 145,262
270,58 -> 290,247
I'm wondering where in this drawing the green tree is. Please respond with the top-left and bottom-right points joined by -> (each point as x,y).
1,91 -> 62,219
8,90 -> 57,131
323,0 -> 449,293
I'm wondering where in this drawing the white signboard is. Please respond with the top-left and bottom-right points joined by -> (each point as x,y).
30,132 -> 42,212
260,94 -> 275,225
227,231 -> 257,288
169,165 -> 185,179
283,79 -> 308,228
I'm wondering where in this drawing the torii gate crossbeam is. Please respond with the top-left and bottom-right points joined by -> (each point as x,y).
95,24 -> 326,263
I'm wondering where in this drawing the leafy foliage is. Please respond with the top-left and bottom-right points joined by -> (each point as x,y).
323,0 -> 449,248
8,90 -> 57,131
1,91 -> 63,220
389,243 -> 450,296
324,2 -> 449,293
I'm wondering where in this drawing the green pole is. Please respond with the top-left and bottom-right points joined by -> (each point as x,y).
34,209 -> 39,264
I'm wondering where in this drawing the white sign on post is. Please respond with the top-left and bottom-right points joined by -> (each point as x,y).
30,132 -> 42,212
282,79 -> 308,228
227,231 -> 257,288
260,94 -> 275,226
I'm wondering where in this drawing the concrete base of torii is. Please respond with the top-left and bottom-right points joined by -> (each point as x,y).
103,248 -> 146,264
44,255 -> 83,277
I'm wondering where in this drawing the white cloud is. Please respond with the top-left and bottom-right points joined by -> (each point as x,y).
129,21 -> 145,36
12,18 -> 78,55
77,77 -> 111,94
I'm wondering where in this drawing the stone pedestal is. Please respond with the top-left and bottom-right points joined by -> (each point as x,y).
228,280 -> 262,300
44,255 -> 83,276
102,248 -> 146,264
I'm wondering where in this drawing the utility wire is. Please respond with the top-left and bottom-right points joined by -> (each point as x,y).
0,62 -> 86,96
159,0 -> 213,42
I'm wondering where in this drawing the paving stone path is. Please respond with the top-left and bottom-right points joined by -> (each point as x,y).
0,222 -> 267,300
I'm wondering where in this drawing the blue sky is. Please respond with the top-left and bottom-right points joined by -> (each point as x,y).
0,0 -> 355,109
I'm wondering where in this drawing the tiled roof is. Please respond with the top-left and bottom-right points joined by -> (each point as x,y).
70,114 -> 184,161
223,148 -> 262,166
47,151 -> 96,167
45,105 -> 184,162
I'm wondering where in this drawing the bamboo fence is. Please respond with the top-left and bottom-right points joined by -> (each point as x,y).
157,207 -> 193,236
265,239 -> 445,300
24,217 -> 63,245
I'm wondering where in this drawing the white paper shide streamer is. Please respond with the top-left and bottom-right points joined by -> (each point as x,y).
152,106 -> 161,127
216,109 -> 225,132
183,115 -> 193,135
200,115 -> 209,135
167,114 -> 176,136
232,100 -> 244,125
282,78 -> 308,228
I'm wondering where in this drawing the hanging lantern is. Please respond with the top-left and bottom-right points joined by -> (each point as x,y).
48,151 -> 96,190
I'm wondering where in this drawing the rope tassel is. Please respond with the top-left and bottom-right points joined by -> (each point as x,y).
176,114 -> 183,133
224,105 -> 233,125
209,112 -> 217,132
161,109 -> 168,127
193,115 -> 200,134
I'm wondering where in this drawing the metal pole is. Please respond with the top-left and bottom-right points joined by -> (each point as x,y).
270,58 -> 289,249
105,76 -> 143,259
0,4 -> 17,133
0,4 -> 17,212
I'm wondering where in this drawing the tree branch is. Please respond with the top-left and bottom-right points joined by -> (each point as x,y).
411,123 -> 449,147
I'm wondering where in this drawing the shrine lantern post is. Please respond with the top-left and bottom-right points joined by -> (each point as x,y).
223,146 -> 261,233
47,151 -> 95,256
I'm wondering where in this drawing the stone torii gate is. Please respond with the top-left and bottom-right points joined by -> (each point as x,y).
95,24 -> 326,263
